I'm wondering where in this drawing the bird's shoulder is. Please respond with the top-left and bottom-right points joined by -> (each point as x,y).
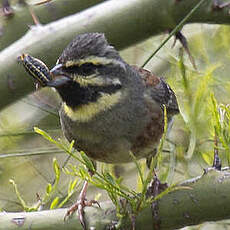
131,65 -> 179,116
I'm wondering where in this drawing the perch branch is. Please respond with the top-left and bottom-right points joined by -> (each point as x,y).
1,169 -> 230,229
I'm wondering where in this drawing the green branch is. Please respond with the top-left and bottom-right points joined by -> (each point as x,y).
0,0 -> 106,50
0,0 -> 230,110
1,169 -> 230,229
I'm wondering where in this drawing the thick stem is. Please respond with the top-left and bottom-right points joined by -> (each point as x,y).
0,0 -> 106,50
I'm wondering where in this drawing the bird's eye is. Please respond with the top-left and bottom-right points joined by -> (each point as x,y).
63,63 -> 101,76
78,63 -> 96,76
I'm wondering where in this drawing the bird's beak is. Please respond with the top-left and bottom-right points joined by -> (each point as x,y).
50,64 -> 64,76
47,64 -> 70,88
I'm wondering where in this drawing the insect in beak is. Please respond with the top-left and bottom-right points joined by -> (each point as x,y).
47,64 -> 71,88
18,53 -> 52,87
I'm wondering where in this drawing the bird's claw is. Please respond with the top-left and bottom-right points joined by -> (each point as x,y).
64,198 -> 100,229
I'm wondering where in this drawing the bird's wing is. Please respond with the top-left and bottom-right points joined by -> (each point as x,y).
132,66 -> 179,116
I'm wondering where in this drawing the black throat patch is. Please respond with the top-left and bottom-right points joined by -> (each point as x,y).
56,80 -> 122,108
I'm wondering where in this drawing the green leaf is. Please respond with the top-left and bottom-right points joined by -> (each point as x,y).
80,151 -> 95,173
68,178 -> 79,195
211,94 -> 221,134
46,183 -> 52,195
129,151 -> 144,186
9,179 -> 29,211
34,127 -> 66,151
69,140 -> 75,152
34,127 -> 55,143
201,152 -> 213,165
104,172 -> 116,185
91,176 -> 107,189
70,178 -> 78,190
50,197 -> 59,209
53,158 -> 60,179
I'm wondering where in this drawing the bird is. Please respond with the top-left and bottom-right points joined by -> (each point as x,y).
19,32 -> 179,229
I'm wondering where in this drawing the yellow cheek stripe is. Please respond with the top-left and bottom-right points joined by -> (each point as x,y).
73,74 -> 104,87
73,75 -> 121,87
63,91 -> 122,122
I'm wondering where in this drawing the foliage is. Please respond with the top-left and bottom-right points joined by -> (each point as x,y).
34,127 -> 178,225
9,156 -> 79,211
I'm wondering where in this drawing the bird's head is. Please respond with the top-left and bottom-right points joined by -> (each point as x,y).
47,33 -> 126,121
57,33 -> 123,66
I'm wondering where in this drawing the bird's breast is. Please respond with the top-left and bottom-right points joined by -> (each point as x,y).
62,90 -> 122,123
59,76 -> 165,163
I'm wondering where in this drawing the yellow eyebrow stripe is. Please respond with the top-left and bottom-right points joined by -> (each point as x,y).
63,55 -> 125,69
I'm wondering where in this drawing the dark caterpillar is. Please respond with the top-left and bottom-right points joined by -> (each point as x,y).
18,54 -> 52,87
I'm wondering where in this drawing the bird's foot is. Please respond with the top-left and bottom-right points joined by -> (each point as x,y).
64,198 -> 100,228
146,174 -> 168,230
64,181 -> 100,229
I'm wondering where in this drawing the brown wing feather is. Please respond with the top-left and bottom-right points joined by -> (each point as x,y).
131,66 -> 179,158
132,66 -> 179,117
